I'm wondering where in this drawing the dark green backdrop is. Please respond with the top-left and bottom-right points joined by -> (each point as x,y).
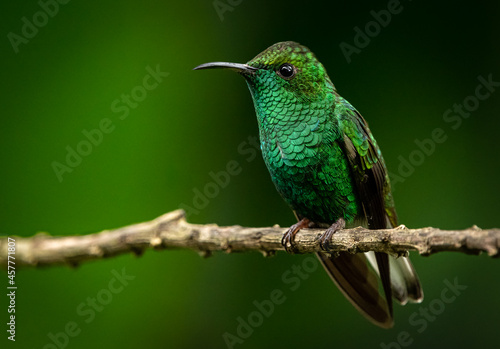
1,1 -> 499,348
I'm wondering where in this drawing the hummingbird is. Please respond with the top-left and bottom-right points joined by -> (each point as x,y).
194,41 -> 423,328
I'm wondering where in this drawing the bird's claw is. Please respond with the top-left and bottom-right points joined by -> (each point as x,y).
281,230 -> 298,253
281,218 -> 310,254
318,218 -> 346,253
318,232 -> 333,252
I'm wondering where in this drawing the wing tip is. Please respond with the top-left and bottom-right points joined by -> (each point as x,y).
317,252 -> 395,330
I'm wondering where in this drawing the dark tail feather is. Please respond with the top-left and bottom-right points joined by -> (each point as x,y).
316,252 -> 393,328
389,255 -> 424,304
375,252 -> 393,318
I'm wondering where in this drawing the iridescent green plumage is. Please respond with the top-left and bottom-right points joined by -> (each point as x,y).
245,42 -> 388,225
194,41 -> 423,328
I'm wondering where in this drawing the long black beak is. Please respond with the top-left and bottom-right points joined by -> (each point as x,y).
193,62 -> 258,75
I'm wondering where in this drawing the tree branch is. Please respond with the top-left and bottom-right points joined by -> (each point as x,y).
1,209 -> 499,268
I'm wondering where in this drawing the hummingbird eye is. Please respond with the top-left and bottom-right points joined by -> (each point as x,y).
277,63 -> 296,80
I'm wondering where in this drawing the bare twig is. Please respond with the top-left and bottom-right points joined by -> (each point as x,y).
0,209 -> 498,268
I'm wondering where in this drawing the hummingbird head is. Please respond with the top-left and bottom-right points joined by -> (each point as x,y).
194,41 -> 335,103
246,41 -> 335,100
194,42 -> 337,130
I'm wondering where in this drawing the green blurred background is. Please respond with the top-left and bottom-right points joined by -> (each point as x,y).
1,0 -> 499,348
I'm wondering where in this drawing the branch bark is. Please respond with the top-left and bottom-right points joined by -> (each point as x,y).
1,209 -> 499,268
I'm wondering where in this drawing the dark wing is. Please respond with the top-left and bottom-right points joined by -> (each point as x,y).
317,97 -> 422,327
340,108 -> 392,229
341,104 -> 423,301
315,100 -> 395,327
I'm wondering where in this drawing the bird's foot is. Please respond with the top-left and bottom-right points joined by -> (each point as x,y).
281,218 -> 311,253
318,218 -> 346,252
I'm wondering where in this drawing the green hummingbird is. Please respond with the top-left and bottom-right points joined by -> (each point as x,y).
194,41 -> 423,328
